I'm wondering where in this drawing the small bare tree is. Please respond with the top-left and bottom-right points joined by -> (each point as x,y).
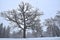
45,18 -> 60,37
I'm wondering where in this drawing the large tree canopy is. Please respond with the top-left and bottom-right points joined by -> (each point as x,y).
0,2 -> 42,38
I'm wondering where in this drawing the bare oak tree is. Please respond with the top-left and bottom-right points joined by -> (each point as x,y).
0,2 -> 42,38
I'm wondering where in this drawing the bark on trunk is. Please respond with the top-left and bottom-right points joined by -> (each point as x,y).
23,27 -> 26,38
23,12 -> 26,38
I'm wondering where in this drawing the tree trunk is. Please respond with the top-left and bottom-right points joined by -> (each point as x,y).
23,27 -> 26,38
23,12 -> 26,38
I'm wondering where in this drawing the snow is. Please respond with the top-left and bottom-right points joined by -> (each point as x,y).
0,37 -> 60,40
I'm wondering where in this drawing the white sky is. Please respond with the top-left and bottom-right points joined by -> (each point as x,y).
0,0 -> 60,26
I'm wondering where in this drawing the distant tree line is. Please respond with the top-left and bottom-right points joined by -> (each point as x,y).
0,23 -> 10,38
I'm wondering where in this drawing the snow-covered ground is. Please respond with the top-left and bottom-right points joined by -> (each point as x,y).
0,37 -> 60,40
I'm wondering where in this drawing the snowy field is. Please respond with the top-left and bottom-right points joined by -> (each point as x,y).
0,37 -> 60,40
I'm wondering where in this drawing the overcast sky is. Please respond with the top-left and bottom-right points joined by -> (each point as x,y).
0,0 -> 60,26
